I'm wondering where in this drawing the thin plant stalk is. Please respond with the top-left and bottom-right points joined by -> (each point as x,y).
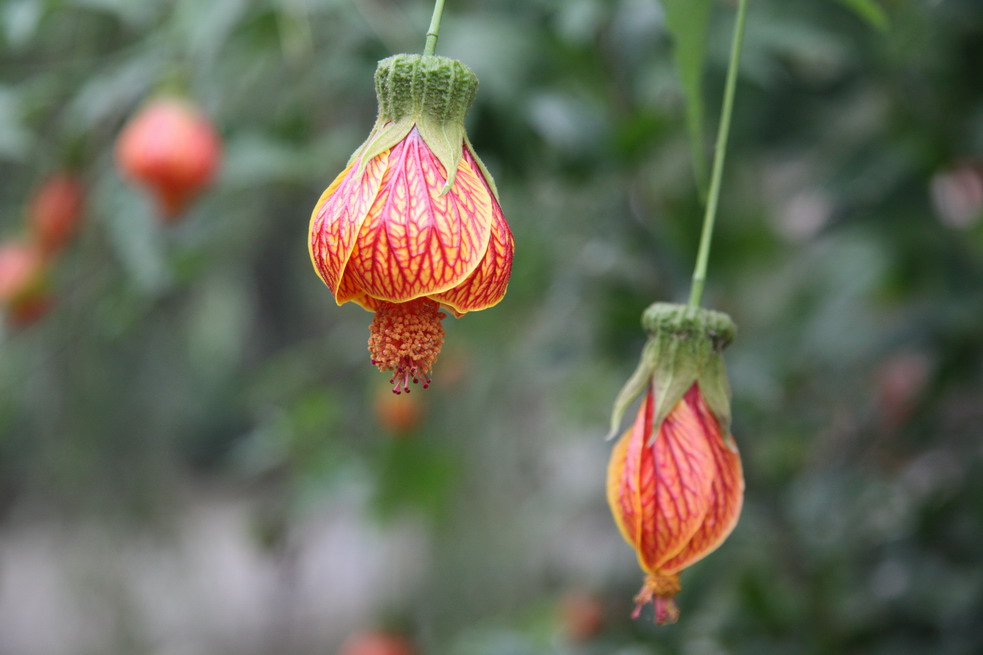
423,0 -> 447,56
688,0 -> 750,307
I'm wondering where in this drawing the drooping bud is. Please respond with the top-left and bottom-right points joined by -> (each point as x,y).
606,302 -> 743,623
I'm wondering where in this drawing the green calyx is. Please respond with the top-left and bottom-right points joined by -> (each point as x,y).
352,54 -> 480,195
375,54 -> 477,125
607,303 -> 737,448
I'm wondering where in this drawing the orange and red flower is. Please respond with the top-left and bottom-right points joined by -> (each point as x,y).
606,304 -> 744,623
309,54 -> 513,392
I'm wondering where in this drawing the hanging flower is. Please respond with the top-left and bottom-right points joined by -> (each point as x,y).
606,303 -> 744,624
309,54 -> 513,393
116,96 -> 222,220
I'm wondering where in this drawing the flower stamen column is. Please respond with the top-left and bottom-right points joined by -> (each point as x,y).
369,298 -> 446,393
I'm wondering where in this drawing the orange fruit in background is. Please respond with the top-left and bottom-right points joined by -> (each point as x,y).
28,173 -> 86,255
0,241 -> 51,326
339,631 -> 417,655
374,385 -> 425,435
560,591 -> 605,642
116,96 -> 221,220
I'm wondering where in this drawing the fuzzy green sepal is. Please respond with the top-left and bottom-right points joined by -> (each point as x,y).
375,54 -> 477,124
607,303 -> 737,447
353,54 -> 479,194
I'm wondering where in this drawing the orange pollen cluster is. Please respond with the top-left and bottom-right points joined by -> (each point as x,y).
368,298 -> 446,394
633,573 -> 681,624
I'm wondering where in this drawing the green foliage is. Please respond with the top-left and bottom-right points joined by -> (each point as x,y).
834,0 -> 889,31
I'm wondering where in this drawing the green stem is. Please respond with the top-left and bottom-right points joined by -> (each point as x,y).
688,0 -> 749,307
423,0 -> 447,56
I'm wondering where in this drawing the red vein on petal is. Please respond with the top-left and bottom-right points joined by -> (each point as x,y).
647,390 -> 715,571
659,386 -> 744,572
430,152 -> 514,315
344,129 -> 493,303
616,387 -> 653,549
607,423 -> 636,547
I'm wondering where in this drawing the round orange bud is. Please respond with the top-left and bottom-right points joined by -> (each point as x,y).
28,173 -> 86,255
339,632 -> 416,655
559,591 -> 605,642
116,97 -> 221,220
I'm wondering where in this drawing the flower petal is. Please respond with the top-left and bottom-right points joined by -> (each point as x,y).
429,163 -> 513,316
607,395 -> 646,549
342,128 -> 494,304
658,386 -> 743,573
608,385 -> 717,574
309,151 -> 390,300
644,388 -> 716,572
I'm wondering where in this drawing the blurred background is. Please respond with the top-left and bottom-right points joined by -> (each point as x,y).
1,0 -> 983,653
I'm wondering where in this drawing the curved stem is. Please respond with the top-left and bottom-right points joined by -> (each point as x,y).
688,0 -> 749,307
423,0 -> 447,56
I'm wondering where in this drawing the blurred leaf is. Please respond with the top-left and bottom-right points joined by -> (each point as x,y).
186,272 -> 251,381
833,0 -> 889,32
1,0 -> 42,50
64,0 -> 160,26
661,0 -> 711,195
174,0 -> 250,63
66,53 -> 162,130
222,132 -> 308,185
373,437 -> 456,520
0,86 -> 31,160
99,177 -> 172,294
231,390 -> 346,482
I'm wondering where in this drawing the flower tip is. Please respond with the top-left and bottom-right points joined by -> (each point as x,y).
631,574 -> 681,625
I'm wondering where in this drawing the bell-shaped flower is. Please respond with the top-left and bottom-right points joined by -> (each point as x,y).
309,54 -> 513,392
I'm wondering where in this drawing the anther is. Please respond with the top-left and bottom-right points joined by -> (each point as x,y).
367,298 -> 446,391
